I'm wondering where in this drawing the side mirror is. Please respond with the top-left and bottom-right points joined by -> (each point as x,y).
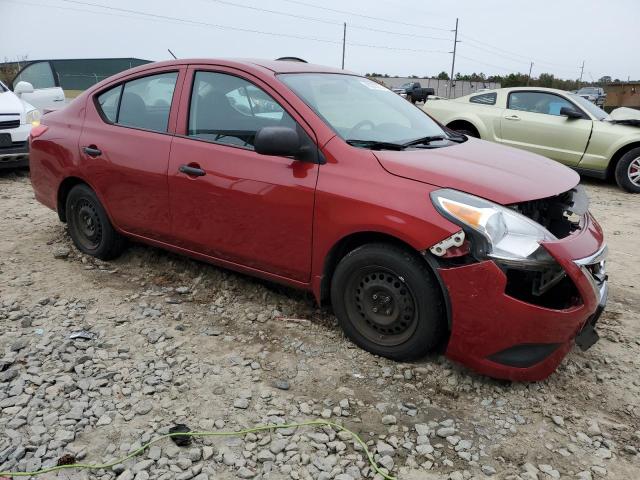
560,106 -> 583,119
14,81 -> 35,96
254,126 -> 301,157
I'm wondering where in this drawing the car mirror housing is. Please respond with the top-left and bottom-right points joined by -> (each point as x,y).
14,81 -> 35,96
560,106 -> 583,119
255,126 -> 302,157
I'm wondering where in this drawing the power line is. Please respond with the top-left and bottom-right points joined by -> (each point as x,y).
276,0 -> 586,77
204,0 -> 452,41
7,0 -> 450,56
460,34 -> 572,69
277,0 -> 451,32
456,54 -> 519,73
39,0 -> 341,44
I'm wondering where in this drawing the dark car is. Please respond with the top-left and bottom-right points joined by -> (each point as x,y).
576,87 -> 606,107
392,82 -> 435,103
29,59 -> 607,381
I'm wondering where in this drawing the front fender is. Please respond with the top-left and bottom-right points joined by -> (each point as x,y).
579,122 -> 640,172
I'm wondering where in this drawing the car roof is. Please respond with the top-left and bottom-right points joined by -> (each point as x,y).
124,58 -> 355,75
502,86 -> 574,95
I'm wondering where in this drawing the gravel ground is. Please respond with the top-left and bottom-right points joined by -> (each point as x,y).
1,170 -> 639,480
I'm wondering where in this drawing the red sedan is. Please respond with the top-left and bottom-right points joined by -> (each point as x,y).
29,59 -> 608,381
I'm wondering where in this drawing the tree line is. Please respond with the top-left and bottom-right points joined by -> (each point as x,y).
366,71 -> 632,90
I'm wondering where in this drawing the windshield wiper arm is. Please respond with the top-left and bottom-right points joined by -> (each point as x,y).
402,135 -> 447,147
402,134 -> 466,148
346,139 -> 405,151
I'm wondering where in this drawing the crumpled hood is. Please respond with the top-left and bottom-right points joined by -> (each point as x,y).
373,138 -> 580,205
0,90 -> 27,115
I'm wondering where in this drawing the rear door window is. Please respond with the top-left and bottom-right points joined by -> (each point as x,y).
95,71 -> 178,132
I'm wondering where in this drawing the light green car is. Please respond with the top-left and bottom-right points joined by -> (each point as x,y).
423,87 -> 640,192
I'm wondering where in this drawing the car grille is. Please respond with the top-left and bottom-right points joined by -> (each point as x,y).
0,120 -> 20,130
0,141 -> 27,151
509,185 -> 588,239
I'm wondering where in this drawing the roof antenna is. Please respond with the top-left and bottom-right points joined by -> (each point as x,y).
168,49 -> 178,59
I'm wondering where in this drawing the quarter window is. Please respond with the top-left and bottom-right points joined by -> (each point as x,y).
507,91 -> 575,116
97,85 -> 122,123
470,92 -> 496,105
188,71 -> 295,149
95,72 -> 178,132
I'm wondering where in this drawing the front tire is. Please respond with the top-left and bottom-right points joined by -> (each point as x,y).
330,243 -> 445,361
614,147 -> 640,193
66,184 -> 126,260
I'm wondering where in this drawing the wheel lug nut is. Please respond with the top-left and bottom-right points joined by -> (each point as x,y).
372,294 -> 378,300
385,310 -> 391,315
372,307 -> 378,313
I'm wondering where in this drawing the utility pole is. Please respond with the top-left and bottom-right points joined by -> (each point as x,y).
449,18 -> 460,98
579,60 -> 585,86
527,61 -> 534,86
341,23 -> 346,69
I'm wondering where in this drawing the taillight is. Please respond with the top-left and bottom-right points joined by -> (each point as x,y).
30,124 -> 49,140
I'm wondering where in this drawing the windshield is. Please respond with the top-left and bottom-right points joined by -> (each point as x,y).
569,93 -> 608,120
578,87 -> 598,94
279,73 -> 447,145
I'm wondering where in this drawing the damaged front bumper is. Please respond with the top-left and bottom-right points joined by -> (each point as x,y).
439,212 -> 608,382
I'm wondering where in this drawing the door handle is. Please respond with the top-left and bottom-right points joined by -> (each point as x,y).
179,164 -> 206,177
505,115 -> 520,121
83,145 -> 102,157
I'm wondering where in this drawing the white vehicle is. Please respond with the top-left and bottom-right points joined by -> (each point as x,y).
11,60 -> 66,112
0,80 -> 41,169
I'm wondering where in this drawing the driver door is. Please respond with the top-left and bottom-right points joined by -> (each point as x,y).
167,67 -> 319,282
13,61 -> 65,111
499,90 -> 592,166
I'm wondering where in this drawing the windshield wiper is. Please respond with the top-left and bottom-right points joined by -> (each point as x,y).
346,139 -> 405,150
347,133 -> 464,151
402,135 -> 445,147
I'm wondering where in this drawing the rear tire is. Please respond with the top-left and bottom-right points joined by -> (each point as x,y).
330,243 -> 444,361
66,184 -> 126,260
614,147 -> 640,193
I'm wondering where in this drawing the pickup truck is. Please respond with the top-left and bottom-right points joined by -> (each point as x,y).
392,82 -> 435,104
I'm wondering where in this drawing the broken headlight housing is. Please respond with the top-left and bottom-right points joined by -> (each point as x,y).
431,189 -> 557,267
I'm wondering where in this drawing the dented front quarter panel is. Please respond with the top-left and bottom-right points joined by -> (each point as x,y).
440,212 -> 606,382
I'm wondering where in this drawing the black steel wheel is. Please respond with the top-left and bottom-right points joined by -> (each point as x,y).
71,198 -> 103,251
331,243 -> 445,360
66,184 -> 125,260
347,266 -> 418,346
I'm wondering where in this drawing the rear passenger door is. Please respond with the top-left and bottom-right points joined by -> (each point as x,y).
499,90 -> 592,166
79,68 -> 185,240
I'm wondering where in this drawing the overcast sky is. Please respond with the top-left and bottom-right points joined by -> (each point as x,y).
1,0 -> 638,81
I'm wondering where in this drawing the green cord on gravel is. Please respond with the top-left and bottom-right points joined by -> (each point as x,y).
0,419 -> 397,480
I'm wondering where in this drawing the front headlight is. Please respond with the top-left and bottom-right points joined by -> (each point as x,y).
25,109 -> 41,127
431,189 -> 557,266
